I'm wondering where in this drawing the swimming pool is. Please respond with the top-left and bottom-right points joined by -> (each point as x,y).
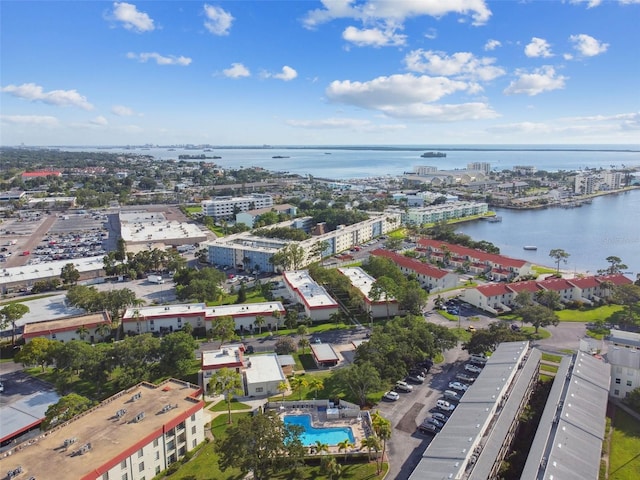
283,414 -> 355,446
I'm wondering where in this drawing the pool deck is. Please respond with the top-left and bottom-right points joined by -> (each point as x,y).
280,407 -> 370,455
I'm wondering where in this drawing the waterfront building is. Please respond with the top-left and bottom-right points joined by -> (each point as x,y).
282,270 -> 340,321
467,162 -> 491,175
370,249 -> 458,292
602,171 -> 623,190
201,193 -> 273,220
461,273 -> 632,314
574,173 -> 596,195
23,311 -> 111,344
1,379 -> 205,480
338,267 -> 400,318
513,165 -> 537,175
392,201 -> 488,226
403,169 -> 488,187
522,352 -> 610,480
417,239 -> 533,281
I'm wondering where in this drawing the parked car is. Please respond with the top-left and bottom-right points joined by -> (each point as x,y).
411,366 -> 429,376
467,325 -> 477,333
456,373 -> 476,383
425,417 -> 444,428
406,374 -> 425,384
465,363 -> 483,374
431,412 -> 449,423
395,381 -> 414,392
469,354 -> 488,365
448,382 -> 469,392
443,390 -> 460,402
511,323 -> 521,332
436,399 -> 456,412
383,391 -> 400,401
417,423 -> 439,435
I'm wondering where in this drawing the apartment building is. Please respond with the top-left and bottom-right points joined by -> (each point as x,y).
282,270 -> 340,321
23,311 -> 111,344
397,201 -> 488,226
2,379 -> 205,480
338,267 -> 400,318
201,193 -> 273,220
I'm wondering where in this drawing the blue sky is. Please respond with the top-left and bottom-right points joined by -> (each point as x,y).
1,0 -> 639,146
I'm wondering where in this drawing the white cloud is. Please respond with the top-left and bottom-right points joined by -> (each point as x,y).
1,82 -> 93,110
223,63 -> 250,78
303,0 -> 492,29
287,118 -> 375,129
1,114 -> 60,127
126,52 -> 192,66
524,37 -> 553,58
90,116 -> 109,126
379,102 -> 498,121
111,2 -> 155,33
111,105 -> 136,116
569,0 -> 602,7
424,28 -> 437,40
484,39 -> 501,51
404,50 -> 505,81
203,4 -> 234,36
569,34 -> 609,56
504,66 -> 567,96
264,66 -> 298,81
342,25 -> 407,47
326,74 -> 470,107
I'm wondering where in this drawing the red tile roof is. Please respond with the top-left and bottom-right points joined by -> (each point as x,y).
477,283 -> 512,297
21,170 -> 62,178
418,238 -> 529,269
568,276 -> 600,289
596,274 -> 633,286
537,277 -> 575,291
506,280 -> 543,294
371,249 -> 450,279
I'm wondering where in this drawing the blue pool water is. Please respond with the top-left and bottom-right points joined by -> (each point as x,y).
283,414 -> 355,446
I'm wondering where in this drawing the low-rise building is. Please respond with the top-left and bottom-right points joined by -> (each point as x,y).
205,302 -> 285,333
607,328 -> 640,350
310,343 -> 340,368
282,270 -> 340,321
393,201 -> 488,225
235,203 -> 297,227
608,347 -> 640,399
244,354 -> 287,397
23,311 -> 111,344
338,267 -> 399,318
370,249 -> 458,292
2,379 -> 205,480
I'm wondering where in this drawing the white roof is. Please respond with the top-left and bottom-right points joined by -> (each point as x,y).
202,344 -> 244,368
1,256 -> 104,286
119,211 -> 206,243
123,303 -> 206,320
338,267 -> 393,302
245,354 -> 286,385
206,302 -> 284,318
283,270 -> 338,309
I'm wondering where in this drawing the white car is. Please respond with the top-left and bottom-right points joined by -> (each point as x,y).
395,381 -> 414,392
448,381 -> 469,392
465,364 -> 483,374
384,391 -> 400,401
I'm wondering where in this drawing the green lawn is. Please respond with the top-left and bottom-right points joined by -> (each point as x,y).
539,363 -> 558,373
183,205 -> 202,215
541,353 -> 563,363
556,305 -> 623,322
209,399 -> 252,412
387,229 -> 407,239
609,409 -> 640,480
531,265 -> 556,275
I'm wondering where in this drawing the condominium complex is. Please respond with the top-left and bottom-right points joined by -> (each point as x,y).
201,193 -> 273,220
2,379 -> 205,480
391,201 -> 488,225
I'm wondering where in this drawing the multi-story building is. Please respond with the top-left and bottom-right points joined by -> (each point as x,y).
201,193 -> 273,220
574,173 -> 596,194
513,165 -> 537,175
395,201 -> 488,226
206,213 -> 401,273
282,270 -> 340,321
608,347 -> 640,399
2,379 -> 205,480
235,203 -> 297,227
23,311 -> 111,344
467,162 -> 491,175
370,249 -> 458,292
602,171 -> 623,190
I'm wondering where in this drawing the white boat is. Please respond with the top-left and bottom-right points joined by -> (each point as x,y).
523,246 -> 537,250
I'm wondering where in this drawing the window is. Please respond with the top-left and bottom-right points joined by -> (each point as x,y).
102,474 -> 109,480
121,460 -> 127,469
139,462 -> 145,472
138,448 -> 144,458
191,414 -> 196,422
153,438 -> 159,448
122,474 -> 128,480
193,439 -> 197,448
155,451 -> 160,461
616,378 -> 621,384
155,466 -> 161,475
192,426 -> 196,434
255,387 -> 264,393
614,389 -> 620,396
627,380 -> 633,387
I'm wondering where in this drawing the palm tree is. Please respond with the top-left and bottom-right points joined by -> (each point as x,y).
298,337 -> 310,354
360,436 -> 380,462
371,411 -> 392,474
314,440 -> 329,456
329,311 -> 343,326
337,439 -> 354,462
207,368 -> 244,424
307,376 -> 324,399
320,455 -> 343,480
254,315 -> 266,334
289,375 -> 308,401
271,309 -> 281,332
75,325 -> 89,341
95,322 -> 111,341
